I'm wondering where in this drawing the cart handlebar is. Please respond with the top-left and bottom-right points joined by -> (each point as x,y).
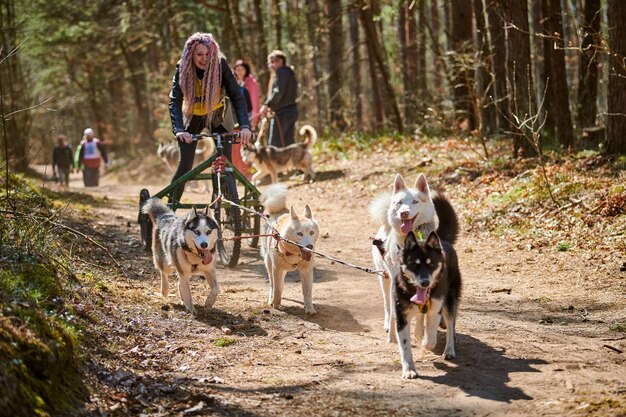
192,131 -> 241,144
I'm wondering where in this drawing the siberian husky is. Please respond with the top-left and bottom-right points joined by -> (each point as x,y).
260,184 -> 320,314
142,199 -> 220,314
369,174 -> 458,342
241,125 -> 317,185
394,230 -> 462,379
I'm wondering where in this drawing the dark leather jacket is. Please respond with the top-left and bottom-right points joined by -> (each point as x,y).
169,57 -> 250,135
264,65 -> 297,112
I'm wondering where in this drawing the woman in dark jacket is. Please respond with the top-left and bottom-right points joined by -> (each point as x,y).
168,32 -> 252,201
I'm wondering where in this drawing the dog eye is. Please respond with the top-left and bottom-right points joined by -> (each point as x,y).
309,231 -> 314,235
297,232 -> 304,236
412,200 -> 418,204
194,230 -> 200,235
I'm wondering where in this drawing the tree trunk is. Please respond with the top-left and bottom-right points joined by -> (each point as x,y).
271,0 -> 282,48
306,0 -> 324,125
327,0 -> 347,129
254,0 -> 270,91
120,41 -> 156,148
486,0 -> 508,133
535,0 -> 554,139
225,0 -> 245,59
363,19 -> 384,130
349,8 -> 363,127
399,0 -> 418,127
577,0 -> 601,129
359,1 -> 403,131
429,0 -> 444,93
503,0 -> 537,157
543,0 -> 574,149
606,0 -> 626,154
473,0 -> 496,135
0,0 -> 31,172
449,0 -> 475,129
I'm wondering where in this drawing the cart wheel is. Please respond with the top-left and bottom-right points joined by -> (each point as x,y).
138,188 -> 153,253
214,174 -> 241,267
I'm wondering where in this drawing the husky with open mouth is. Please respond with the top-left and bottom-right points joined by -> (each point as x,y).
369,173 -> 458,342
142,198 -> 219,314
260,184 -> 320,314
394,230 -> 462,379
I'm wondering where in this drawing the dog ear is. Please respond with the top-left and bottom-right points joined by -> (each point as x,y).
303,205 -> 313,219
187,206 -> 198,221
425,231 -> 441,250
290,206 -> 299,221
415,173 -> 430,194
393,174 -> 406,193
404,230 -> 419,250
204,204 -> 212,218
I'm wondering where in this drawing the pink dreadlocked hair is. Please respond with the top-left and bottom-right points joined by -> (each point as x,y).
179,32 -> 222,128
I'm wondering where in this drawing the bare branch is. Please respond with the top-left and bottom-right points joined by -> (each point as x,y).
2,97 -> 56,119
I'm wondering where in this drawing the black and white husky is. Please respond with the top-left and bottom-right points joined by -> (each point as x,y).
142,199 -> 219,314
394,231 -> 462,379
369,174 -> 458,341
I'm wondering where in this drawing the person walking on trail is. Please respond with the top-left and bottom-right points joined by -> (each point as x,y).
52,134 -> 73,186
74,128 -> 108,187
168,32 -> 252,203
259,50 -> 298,148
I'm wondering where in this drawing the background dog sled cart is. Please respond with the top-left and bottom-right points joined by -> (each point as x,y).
137,131 -> 263,268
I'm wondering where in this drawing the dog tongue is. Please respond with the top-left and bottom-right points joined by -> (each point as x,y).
400,219 -> 414,235
199,249 -> 213,265
300,247 -> 312,262
410,288 -> 428,305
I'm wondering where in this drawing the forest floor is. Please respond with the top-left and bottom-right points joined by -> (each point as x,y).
35,137 -> 625,417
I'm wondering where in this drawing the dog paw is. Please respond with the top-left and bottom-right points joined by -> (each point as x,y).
443,347 -> 456,360
304,305 -> 317,315
422,338 -> 437,351
402,369 -> 418,379
204,295 -> 217,309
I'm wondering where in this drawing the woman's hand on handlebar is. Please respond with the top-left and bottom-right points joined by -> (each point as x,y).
239,127 -> 253,146
176,131 -> 193,144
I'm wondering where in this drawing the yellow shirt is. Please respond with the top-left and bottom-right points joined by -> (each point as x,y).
184,79 -> 223,116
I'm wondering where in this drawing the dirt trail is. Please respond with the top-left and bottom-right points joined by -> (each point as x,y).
42,159 -> 625,416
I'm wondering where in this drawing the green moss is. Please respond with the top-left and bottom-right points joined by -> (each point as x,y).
214,337 -> 237,347
0,174 -> 88,416
608,322 -> 626,333
557,242 -> 572,252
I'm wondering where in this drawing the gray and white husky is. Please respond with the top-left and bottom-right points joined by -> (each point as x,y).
142,199 -> 220,314
241,125 -> 317,185
260,184 -> 320,314
394,230 -> 462,379
369,173 -> 458,342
